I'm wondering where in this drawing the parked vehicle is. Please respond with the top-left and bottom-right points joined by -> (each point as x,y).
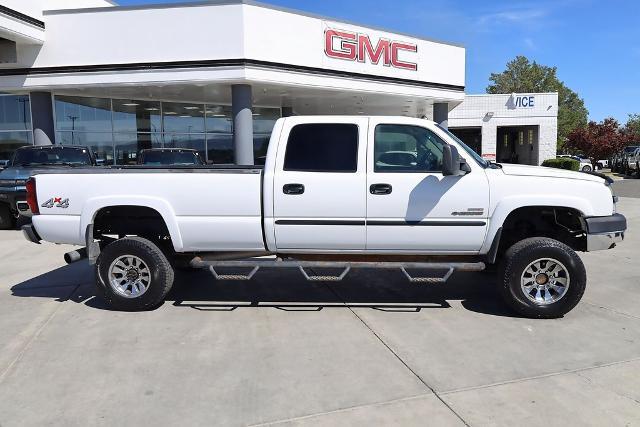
557,155 -> 593,172
137,148 -> 205,166
0,145 -> 96,229
22,116 -> 626,318
621,145 -> 640,175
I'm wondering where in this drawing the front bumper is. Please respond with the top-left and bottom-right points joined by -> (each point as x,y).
585,213 -> 626,251
0,189 -> 26,214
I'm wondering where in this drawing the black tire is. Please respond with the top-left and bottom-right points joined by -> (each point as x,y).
95,237 -> 175,311
499,237 -> 586,319
0,203 -> 15,230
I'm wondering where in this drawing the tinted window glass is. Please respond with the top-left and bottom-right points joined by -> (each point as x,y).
12,147 -> 92,166
284,124 -> 358,172
140,151 -> 202,165
374,124 -> 444,172
0,95 -> 31,131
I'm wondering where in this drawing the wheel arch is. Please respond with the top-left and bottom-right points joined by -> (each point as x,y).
482,197 -> 592,259
82,197 -> 184,251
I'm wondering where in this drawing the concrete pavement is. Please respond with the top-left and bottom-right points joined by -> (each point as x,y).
0,196 -> 639,426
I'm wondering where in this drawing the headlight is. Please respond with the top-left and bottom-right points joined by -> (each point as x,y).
0,179 -> 16,187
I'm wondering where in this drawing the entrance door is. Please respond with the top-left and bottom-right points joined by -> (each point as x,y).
273,118 -> 368,250
366,120 -> 490,253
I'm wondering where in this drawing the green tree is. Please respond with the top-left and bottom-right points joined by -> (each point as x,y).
625,114 -> 640,141
487,56 -> 588,148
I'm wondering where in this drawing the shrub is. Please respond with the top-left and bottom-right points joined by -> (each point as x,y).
542,158 -> 580,171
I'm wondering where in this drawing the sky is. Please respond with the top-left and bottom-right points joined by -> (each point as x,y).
115,0 -> 640,124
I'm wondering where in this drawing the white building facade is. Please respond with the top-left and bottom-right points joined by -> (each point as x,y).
0,0 -> 556,165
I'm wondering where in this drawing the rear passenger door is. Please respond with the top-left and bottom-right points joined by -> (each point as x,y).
272,118 -> 368,250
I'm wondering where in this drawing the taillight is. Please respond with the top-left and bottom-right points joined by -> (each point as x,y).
26,178 -> 39,215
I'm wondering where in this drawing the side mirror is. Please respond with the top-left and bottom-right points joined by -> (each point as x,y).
442,145 -> 470,176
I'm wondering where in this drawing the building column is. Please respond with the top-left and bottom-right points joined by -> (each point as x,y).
30,92 -> 54,146
232,84 -> 254,165
433,103 -> 449,129
281,106 -> 294,117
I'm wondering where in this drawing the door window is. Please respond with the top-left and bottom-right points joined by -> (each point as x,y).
283,123 -> 358,172
374,124 -> 444,172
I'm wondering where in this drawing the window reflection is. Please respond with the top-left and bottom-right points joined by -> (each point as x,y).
56,131 -> 114,165
0,95 -> 31,131
112,99 -> 161,133
205,105 -> 232,133
55,95 -> 111,132
162,102 -> 205,133
206,134 -> 234,164
163,134 -> 206,159
0,131 -> 32,161
114,133 -> 163,165
50,95 -> 281,165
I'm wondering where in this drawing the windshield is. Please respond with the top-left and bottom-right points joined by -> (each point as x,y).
139,151 -> 202,166
12,147 -> 92,166
436,124 -> 489,168
624,146 -> 639,153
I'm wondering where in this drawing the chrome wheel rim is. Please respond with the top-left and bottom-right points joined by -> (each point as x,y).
108,255 -> 151,298
520,258 -> 570,305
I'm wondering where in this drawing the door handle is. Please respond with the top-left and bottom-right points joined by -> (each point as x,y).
283,183 -> 305,195
370,183 -> 392,195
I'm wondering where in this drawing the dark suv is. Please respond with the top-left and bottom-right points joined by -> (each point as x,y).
0,145 -> 96,229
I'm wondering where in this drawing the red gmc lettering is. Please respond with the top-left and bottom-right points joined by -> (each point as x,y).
325,29 -> 418,71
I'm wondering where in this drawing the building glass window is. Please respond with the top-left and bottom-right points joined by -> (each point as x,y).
112,99 -> 161,133
162,102 -> 205,134
114,133 -> 163,165
163,134 -> 206,159
0,131 -> 32,161
0,95 -> 31,131
57,131 -> 115,165
0,94 -> 33,161
205,106 -> 232,133
55,95 -> 112,132
51,95 -> 280,165
206,133 -> 234,164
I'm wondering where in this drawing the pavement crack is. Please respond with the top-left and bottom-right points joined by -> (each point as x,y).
582,301 -> 640,321
574,371 -> 640,405
0,282 -> 81,385
247,393 -> 433,426
441,356 -> 640,396
323,282 -> 470,427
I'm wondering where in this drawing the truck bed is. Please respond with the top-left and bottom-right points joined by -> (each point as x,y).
31,166 -> 266,252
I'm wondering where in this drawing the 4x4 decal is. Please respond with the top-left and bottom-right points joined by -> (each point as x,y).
41,197 -> 69,209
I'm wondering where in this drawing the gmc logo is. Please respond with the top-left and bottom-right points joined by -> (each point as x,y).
324,29 -> 418,71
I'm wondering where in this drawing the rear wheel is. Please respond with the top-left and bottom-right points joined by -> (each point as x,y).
582,165 -> 592,172
95,237 -> 175,311
499,237 -> 586,318
0,203 -> 15,230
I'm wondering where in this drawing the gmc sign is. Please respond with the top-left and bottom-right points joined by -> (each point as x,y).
324,29 -> 418,71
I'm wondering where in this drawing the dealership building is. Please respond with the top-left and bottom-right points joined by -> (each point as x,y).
0,0 -> 557,166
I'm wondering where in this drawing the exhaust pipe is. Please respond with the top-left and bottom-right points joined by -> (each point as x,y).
64,247 -> 88,264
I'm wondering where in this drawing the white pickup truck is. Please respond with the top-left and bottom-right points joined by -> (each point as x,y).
22,116 -> 626,318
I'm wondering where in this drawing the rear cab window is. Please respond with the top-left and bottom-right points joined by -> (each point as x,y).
283,123 -> 359,172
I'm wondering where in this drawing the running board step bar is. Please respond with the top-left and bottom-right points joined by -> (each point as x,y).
190,259 -> 485,284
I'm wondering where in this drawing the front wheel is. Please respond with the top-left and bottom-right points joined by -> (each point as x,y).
95,237 -> 175,311
582,165 -> 592,172
499,237 -> 586,319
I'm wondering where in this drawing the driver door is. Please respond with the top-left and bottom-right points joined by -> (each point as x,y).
365,119 -> 489,253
